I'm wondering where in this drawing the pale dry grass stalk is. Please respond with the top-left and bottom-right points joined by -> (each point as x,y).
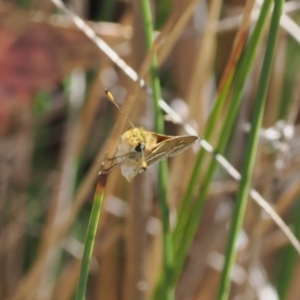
185,0 -> 222,130
75,71 -> 105,156
157,0 -> 203,66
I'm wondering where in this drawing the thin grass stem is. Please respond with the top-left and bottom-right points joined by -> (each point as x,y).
140,1 -> 174,299
75,178 -> 105,300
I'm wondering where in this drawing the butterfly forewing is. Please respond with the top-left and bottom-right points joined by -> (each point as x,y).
145,134 -> 199,167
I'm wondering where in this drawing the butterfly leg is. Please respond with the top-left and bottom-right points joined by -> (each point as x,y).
100,160 -> 123,175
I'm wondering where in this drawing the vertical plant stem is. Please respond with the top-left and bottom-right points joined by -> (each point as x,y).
216,0 -> 284,299
140,1 -> 174,299
75,177 -> 106,300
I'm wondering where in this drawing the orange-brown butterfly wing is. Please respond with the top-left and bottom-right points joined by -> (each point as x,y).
146,135 -> 199,167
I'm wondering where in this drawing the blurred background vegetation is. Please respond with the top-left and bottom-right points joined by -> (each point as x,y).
1,0 -> 300,299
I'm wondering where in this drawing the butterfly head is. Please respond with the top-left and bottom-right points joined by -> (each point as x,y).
115,127 -> 148,181
131,137 -> 147,171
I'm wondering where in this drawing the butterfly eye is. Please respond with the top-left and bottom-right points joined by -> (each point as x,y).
134,143 -> 145,152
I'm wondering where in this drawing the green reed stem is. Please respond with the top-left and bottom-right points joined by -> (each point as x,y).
140,1 -> 174,299
75,182 -> 104,300
216,0 -> 284,299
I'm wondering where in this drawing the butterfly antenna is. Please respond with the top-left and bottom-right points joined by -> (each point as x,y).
105,89 -> 135,128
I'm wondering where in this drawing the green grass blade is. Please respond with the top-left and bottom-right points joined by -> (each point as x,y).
75,182 -> 104,300
216,0 -> 284,299
140,1 -> 174,299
